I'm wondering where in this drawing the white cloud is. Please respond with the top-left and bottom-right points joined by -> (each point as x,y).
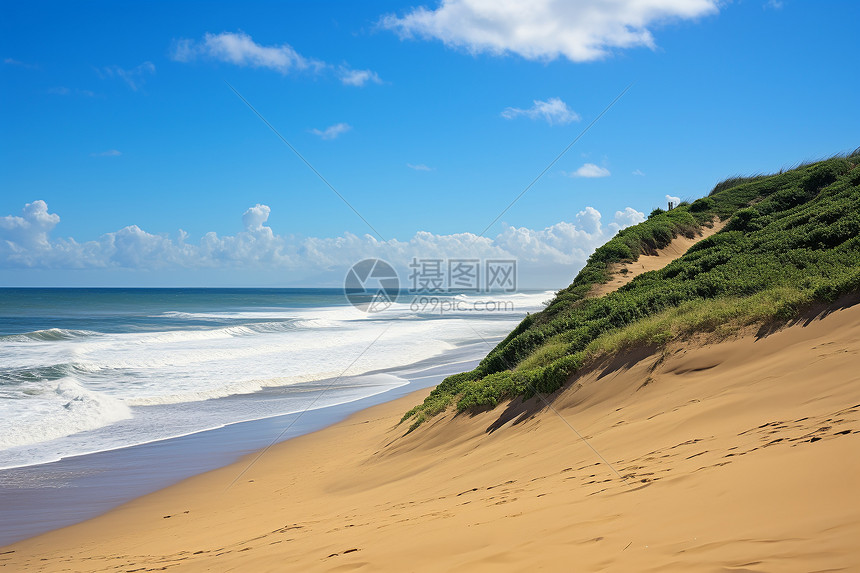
338,67 -> 382,86
666,194 -> 681,206
382,0 -> 719,62
171,32 -> 383,87
632,169 -> 645,176
0,200 -> 60,250
99,62 -> 155,91
567,163 -> 611,178
171,31 -> 321,74
0,201 -> 646,282
407,163 -> 433,171
242,204 -> 271,231
501,97 -> 579,125
613,207 -> 646,228
310,123 -> 352,140
90,150 -> 121,157
764,0 -> 783,9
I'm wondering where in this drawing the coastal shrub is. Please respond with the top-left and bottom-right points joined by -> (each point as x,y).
725,207 -> 761,232
402,152 -> 860,427
689,197 -> 715,213
709,174 -> 767,196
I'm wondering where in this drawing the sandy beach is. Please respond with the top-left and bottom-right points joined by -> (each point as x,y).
4,3 -> 858,571
2,298 -> 858,572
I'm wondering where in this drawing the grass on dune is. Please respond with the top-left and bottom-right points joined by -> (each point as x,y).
402,150 -> 860,430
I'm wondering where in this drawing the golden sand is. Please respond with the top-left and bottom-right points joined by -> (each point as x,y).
3,302 -> 859,572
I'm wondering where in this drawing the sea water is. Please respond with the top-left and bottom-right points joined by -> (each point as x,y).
0,288 -> 550,470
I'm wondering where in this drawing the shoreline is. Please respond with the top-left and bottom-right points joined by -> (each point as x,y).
3,302 -> 859,571
0,387 -> 438,569
0,341 -> 495,546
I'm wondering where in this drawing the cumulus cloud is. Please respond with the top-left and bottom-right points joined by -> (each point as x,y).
338,67 -> 382,86
567,163 -> 611,178
613,207 -> 646,228
242,204 -> 271,231
407,163 -> 433,171
666,194 -> 681,206
99,61 -> 155,91
0,200 -> 61,250
0,201 -> 646,281
501,97 -> 579,125
310,123 -> 352,140
382,0 -> 719,62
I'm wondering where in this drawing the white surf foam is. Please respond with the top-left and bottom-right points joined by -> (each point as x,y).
0,376 -> 132,451
0,292 -> 551,467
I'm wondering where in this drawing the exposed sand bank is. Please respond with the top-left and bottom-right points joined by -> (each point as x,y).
3,300 -> 859,572
590,218 -> 726,298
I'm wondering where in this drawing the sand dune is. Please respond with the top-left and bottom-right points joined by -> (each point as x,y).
2,300 -> 859,572
590,218 -> 726,298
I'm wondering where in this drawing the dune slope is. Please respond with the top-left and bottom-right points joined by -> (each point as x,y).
404,154 -> 860,422
3,300 -> 859,572
589,218 -> 725,298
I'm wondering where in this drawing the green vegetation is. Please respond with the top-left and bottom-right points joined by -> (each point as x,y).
403,151 -> 860,430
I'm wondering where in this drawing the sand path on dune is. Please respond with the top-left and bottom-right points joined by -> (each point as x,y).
590,218 -> 726,298
3,300 -> 859,572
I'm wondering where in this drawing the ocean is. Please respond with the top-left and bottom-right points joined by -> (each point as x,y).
0,288 -> 549,470
0,287 -> 549,543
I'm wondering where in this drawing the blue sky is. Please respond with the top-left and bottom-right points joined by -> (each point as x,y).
1,0 -> 858,287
